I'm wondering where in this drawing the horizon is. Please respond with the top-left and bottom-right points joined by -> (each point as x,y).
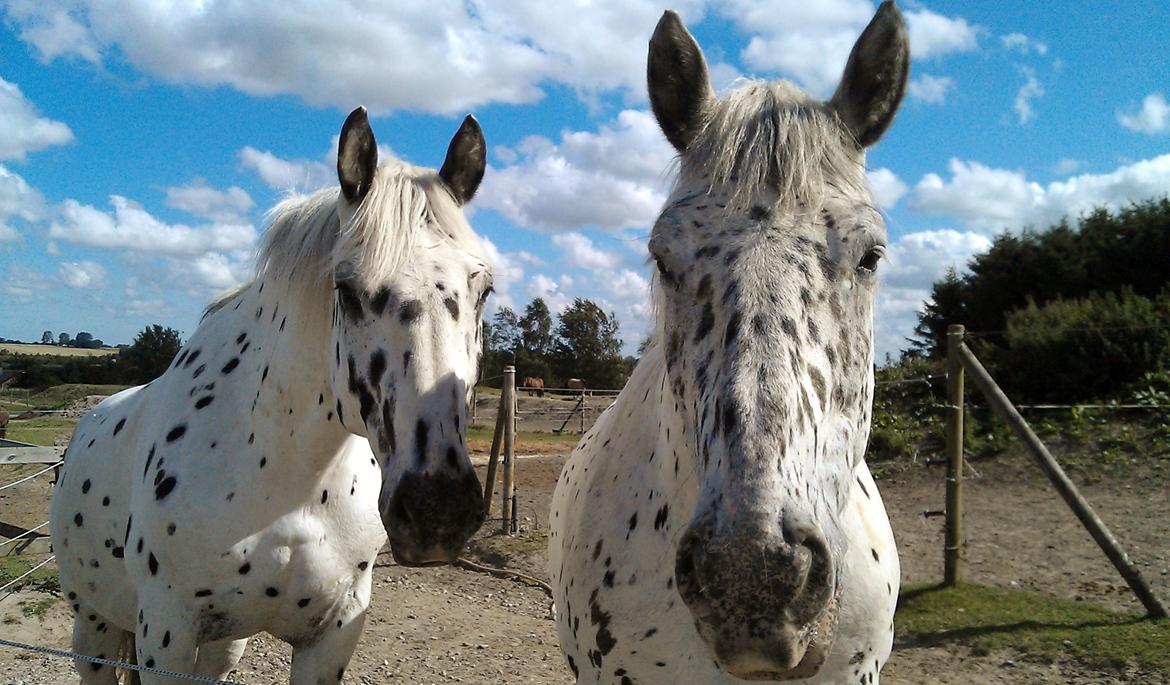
1,1 -> 1167,359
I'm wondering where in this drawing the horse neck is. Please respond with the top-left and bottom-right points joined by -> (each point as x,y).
230,273 -> 352,476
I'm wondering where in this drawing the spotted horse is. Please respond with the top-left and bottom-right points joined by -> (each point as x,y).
50,107 -> 493,684
549,3 -> 910,683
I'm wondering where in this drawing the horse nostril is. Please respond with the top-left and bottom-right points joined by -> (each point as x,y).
393,491 -> 414,526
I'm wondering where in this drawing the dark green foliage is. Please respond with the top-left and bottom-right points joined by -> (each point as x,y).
992,289 -> 1170,402
519,298 -> 554,357
0,352 -> 121,389
551,298 -> 630,389
478,298 -> 634,390
911,198 -> 1170,402
119,325 -> 183,385
913,199 -> 1170,357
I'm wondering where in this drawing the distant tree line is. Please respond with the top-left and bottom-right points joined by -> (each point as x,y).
910,198 -> 1170,402
34,330 -> 109,349
481,297 -> 636,390
2,325 -> 182,388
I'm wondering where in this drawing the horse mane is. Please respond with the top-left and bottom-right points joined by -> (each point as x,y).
683,80 -> 868,212
206,159 -> 478,316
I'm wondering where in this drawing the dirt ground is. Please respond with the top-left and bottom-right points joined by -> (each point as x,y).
2,445 -> 1168,683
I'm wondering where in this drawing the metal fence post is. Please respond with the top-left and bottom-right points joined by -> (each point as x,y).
501,366 -> 516,535
944,324 -> 965,586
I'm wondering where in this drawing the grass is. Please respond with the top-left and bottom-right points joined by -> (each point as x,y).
5,416 -> 77,445
0,383 -> 129,412
466,425 -> 580,454
19,596 -> 58,619
0,556 -> 60,595
897,582 -> 1170,673
0,343 -> 119,357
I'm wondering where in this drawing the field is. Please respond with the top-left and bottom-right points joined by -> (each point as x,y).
0,388 -> 1167,684
0,343 -> 119,357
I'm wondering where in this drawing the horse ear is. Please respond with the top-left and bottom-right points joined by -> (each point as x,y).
439,115 -> 486,206
647,10 -> 713,153
338,106 -> 379,204
829,0 -> 910,148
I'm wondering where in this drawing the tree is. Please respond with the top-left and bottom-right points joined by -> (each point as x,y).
58,332 -> 72,346
120,325 -> 183,384
552,298 -> 627,389
519,298 -> 554,356
41,331 -> 53,344
489,307 -> 521,355
75,332 -> 94,348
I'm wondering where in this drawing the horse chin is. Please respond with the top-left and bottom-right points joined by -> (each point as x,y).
711,597 -> 838,682
388,542 -> 459,567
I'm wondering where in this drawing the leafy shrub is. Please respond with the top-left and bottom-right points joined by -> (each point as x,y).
993,288 -> 1170,402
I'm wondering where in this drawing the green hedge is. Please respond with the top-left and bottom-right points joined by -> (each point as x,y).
993,288 -> 1170,402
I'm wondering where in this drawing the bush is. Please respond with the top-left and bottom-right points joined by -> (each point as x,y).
992,288 -> 1170,403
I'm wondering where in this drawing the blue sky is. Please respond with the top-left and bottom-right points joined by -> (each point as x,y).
1,1 -> 1167,360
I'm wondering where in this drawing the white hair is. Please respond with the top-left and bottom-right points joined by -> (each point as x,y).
207,159 -> 481,316
683,80 -> 868,213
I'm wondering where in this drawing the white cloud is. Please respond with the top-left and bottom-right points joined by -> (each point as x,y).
725,2 -> 977,95
239,146 -> 333,193
526,273 -> 572,313
478,235 -> 526,311
907,74 -> 954,105
49,195 -> 258,256
0,77 -> 74,161
874,228 -> 992,360
1014,68 -> 1044,124
904,9 -> 980,60
1051,158 -> 1082,175
124,298 -> 168,317
551,233 -> 621,271
165,182 -> 255,223
1117,93 -> 1169,135
172,252 -> 250,292
481,109 -> 674,232
867,168 -> 908,210
0,265 -> 52,303
58,260 -> 107,289
909,154 -> 1170,233
1,0 -> 705,115
1001,32 -> 1048,55
0,164 -> 45,240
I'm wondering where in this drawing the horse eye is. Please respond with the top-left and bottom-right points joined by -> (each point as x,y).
857,247 -> 884,274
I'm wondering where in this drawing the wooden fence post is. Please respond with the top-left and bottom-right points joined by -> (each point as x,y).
944,324 -> 965,586
957,343 -> 1169,619
481,392 -> 506,517
501,366 -> 516,535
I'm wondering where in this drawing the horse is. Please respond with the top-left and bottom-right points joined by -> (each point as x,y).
50,106 -> 493,685
522,377 -> 545,398
549,3 -> 909,683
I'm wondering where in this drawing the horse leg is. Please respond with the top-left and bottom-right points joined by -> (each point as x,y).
133,589 -> 197,685
69,601 -> 123,685
193,638 -> 248,679
289,575 -> 372,685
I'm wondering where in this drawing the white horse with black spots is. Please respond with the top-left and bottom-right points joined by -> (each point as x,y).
550,3 -> 909,683
51,107 -> 494,684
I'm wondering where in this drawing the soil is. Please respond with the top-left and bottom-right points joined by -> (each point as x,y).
2,443 -> 1167,683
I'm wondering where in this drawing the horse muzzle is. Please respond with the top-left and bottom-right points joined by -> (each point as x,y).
380,468 -> 484,566
674,510 -> 838,680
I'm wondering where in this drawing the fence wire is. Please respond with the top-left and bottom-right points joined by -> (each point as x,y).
0,461 -> 61,492
0,637 -> 247,685
0,520 -> 48,550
